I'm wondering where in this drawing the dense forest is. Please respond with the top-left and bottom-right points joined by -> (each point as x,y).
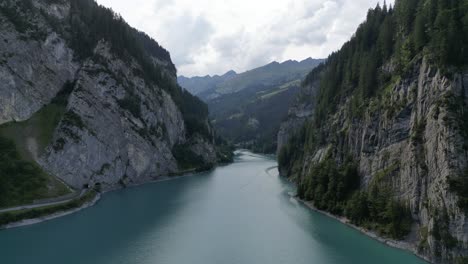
280,0 -> 468,241
210,81 -> 302,153
307,0 -> 468,126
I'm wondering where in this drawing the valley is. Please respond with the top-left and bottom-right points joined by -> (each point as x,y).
179,58 -> 323,153
0,0 -> 468,263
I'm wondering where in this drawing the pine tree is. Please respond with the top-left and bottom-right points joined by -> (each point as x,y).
462,1 -> 468,64
394,0 -> 420,34
413,4 -> 427,51
377,15 -> 395,59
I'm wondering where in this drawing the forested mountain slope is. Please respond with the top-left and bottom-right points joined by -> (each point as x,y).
177,70 -> 237,97
278,0 -> 468,263
179,58 -> 323,101
0,0 -> 230,208
209,79 -> 303,153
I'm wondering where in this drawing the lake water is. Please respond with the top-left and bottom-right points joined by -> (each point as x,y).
0,150 -> 427,264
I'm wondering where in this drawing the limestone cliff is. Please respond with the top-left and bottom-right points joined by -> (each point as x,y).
276,76 -> 320,156
279,57 -> 468,263
277,1 -> 468,261
0,0 -> 222,191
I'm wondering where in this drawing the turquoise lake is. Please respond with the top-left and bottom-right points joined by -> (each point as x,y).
0,151 -> 427,264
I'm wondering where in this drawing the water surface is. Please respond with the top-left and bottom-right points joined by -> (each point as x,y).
0,151 -> 427,264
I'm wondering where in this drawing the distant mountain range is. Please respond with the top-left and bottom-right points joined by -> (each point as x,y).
178,58 -> 324,153
178,58 -> 324,101
177,70 -> 238,96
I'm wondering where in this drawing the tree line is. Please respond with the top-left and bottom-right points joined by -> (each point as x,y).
306,0 -> 468,126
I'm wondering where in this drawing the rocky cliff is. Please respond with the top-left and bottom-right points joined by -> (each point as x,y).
281,59 -> 468,262
276,73 -> 321,156
278,1 -> 468,263
280,52 -> 468,264
0,0 -> 222,192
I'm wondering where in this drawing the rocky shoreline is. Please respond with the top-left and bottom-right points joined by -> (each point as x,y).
295,197 -> 432,263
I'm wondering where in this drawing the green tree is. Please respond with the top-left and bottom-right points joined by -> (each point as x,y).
383,200 -> 412,239
413,4 -> 428,51
346,191 -> 369,224
394,0 -> 420,33
377,15 -> 395,59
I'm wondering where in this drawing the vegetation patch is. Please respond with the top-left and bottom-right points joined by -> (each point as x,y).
0,137 -> 70,208
0,81 -> 75,208
172,143 -> 207,170
0,80 -> 74,159
418,226 -> 429,250
0,190 -> 97,227
296,156 -> 412,240
372,162 -> 400,184
0,104 -> 66,160
297,156 -> 360,215
411,119 -> 426,145
356,185 -> 413,239
448,169 -> 468,213
428,208 -> 459,257
0,0 -> 47,40
97,163 -> 111,175
62,111 -> 86,130
117,95 -> 142,119
214,136 -> 235,163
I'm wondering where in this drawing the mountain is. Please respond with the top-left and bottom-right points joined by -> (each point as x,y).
0,0 -> 231,209
178,70 -> 237,96
179,58 -> 324,100
179,58 -> 324,153
209,79 -> 304,153
278,1 -> 468,263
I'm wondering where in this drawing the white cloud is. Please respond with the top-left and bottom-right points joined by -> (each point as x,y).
95,0 -> 394,76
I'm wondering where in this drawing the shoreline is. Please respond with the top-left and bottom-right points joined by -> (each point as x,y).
2,193 -> 101,230
0,167 -> 217,230
294,197 -> 432,263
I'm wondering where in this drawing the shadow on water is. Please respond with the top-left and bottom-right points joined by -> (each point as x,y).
271,166 -> 428,264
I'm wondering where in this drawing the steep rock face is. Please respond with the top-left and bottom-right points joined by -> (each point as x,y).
279,58 -> 468,262
187,133 -> 217,164
0,6 -> 77,123
276,78 -> 319,155
40,44 -> 186,189
0,0 -> 219,191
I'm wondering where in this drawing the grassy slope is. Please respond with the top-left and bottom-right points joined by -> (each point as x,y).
0,101 -> 71,209
0,104 -> 66,161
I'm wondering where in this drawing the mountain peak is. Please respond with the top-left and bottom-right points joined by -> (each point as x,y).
223,70 -> 237,76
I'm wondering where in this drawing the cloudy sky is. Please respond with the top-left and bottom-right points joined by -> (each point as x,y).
95,0 -> 394,77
